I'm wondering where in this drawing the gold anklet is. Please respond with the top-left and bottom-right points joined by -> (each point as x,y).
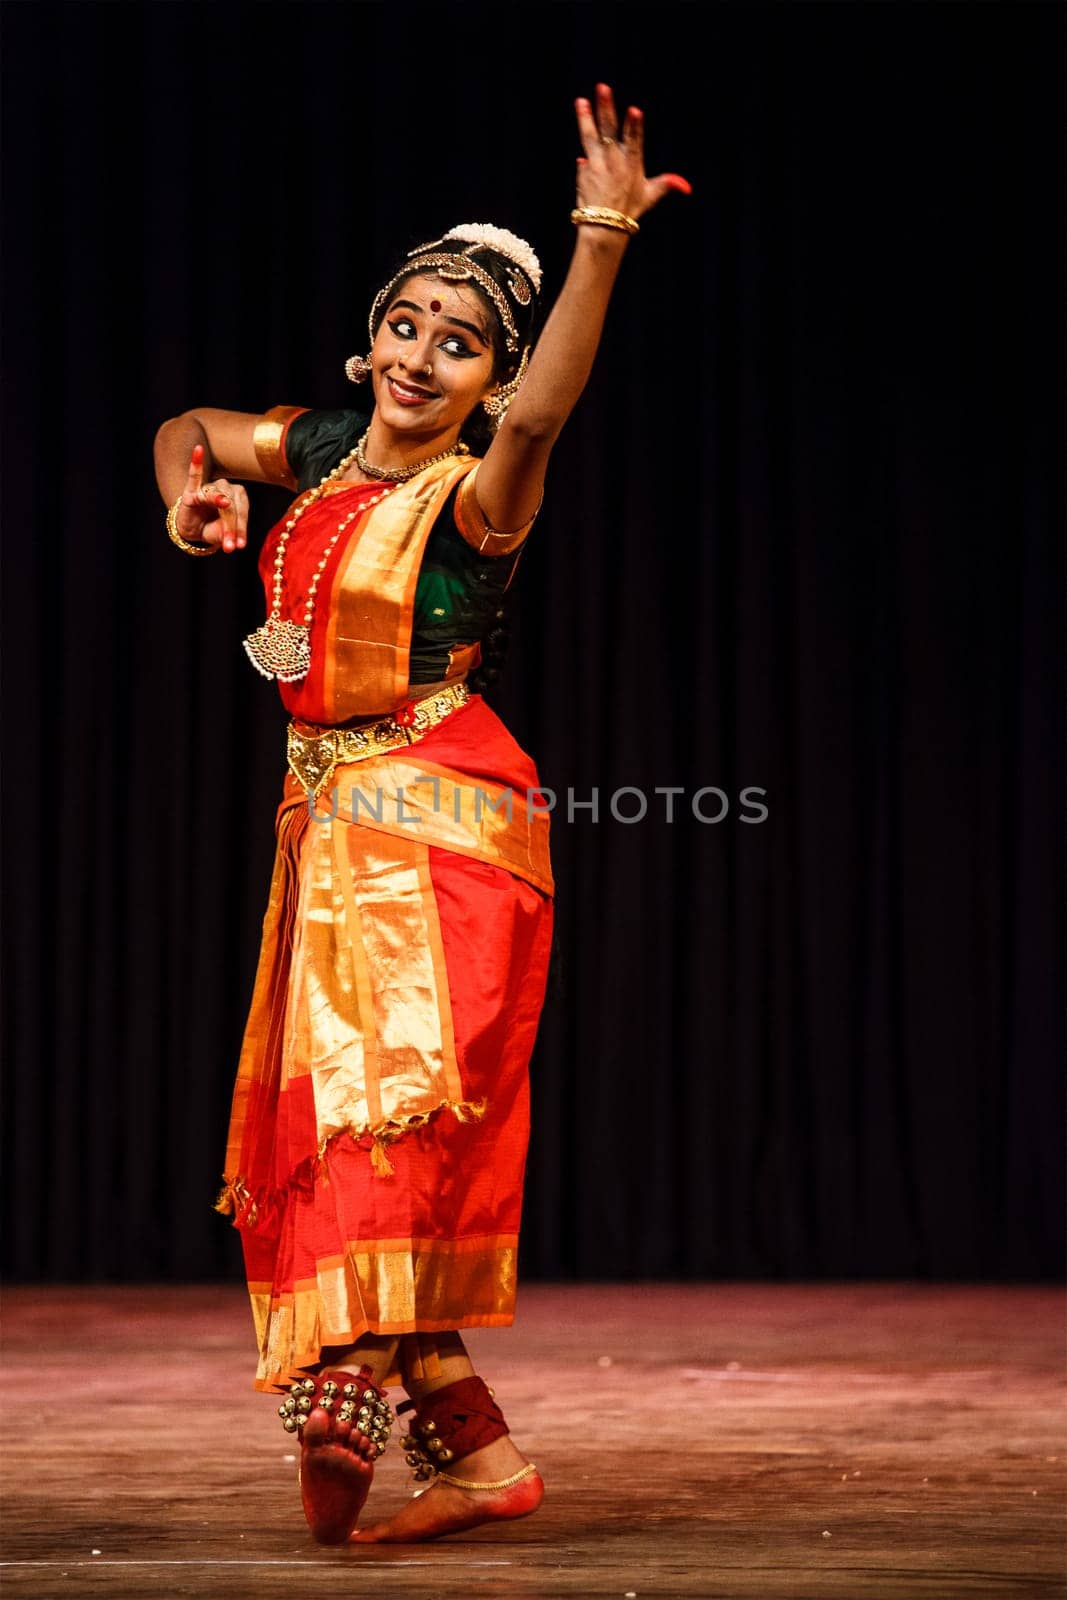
436,1462 -> 538,1492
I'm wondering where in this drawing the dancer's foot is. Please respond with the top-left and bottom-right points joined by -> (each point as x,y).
350,1464 -> 543,1543
299,1403 -> 378,1544
289,1370 -> 392,1546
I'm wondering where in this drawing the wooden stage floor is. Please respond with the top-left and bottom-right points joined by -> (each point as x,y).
1,1282 -> 1064,1599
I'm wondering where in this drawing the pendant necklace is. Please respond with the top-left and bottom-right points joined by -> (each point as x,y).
243,432 -> 467,683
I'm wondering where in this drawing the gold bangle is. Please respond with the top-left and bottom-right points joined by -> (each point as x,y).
166,496 -> 217,556
570,206 -> 639,235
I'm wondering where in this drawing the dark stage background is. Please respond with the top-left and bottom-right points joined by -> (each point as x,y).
2,1 -> 1063,1286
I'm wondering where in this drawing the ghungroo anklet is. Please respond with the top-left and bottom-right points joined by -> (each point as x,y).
398,1375 -> 509,1483
278,1368 -> 393,1454
290,1364 -> 392,1545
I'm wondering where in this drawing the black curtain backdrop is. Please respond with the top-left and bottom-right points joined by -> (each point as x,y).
2,1 -> 1063,1286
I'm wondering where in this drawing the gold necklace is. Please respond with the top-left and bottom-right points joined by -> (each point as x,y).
354,429 -> 468,482
243,433 -> 471,683
243,443 -> 392,682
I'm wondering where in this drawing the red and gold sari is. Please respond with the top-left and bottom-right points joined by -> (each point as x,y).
215,452 -> 553,1393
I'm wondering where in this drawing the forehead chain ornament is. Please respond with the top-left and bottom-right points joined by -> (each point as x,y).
368,224 -> 542,357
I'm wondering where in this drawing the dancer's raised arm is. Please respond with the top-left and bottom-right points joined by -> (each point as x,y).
474,81 -> 691,536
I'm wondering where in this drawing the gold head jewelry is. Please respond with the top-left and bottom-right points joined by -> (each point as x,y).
368,223 -> 542,358
439,224 -> 542,289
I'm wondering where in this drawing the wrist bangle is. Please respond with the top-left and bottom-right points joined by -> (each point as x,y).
570,206 -> 640,235
166,496 -> 217,556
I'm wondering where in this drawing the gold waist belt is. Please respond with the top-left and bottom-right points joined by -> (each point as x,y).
287,682 -> 471,798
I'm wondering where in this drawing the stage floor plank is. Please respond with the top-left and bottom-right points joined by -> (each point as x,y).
1,1282 -> 1064,1598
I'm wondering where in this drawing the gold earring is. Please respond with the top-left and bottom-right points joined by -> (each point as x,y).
482,349 -> 530,424
345,352 -> 372,384
482,386 -> 512,421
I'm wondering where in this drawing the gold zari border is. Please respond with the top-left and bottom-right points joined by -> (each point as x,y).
253,404 -> 308,490
246,1233 -> 520,1392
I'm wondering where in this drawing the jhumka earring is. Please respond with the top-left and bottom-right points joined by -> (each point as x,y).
482,349 -> 530,424
345,353 -> 373,384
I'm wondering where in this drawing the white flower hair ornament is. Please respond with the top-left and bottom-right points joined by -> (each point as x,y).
439,224 -> 543,292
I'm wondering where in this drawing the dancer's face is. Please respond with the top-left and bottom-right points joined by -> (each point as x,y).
370,273 -> 502,435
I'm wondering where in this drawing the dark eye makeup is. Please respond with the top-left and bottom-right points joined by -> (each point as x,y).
387,316 -> 481,360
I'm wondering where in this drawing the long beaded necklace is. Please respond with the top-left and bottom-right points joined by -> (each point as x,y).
242,432 -> 466,683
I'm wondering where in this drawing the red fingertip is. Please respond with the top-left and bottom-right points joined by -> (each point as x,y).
191,443 -> 204,463
667,174 -> 693,194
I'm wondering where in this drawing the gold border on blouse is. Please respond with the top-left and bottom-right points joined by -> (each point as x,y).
456,463 -> 542,557
253,404 -> 309,490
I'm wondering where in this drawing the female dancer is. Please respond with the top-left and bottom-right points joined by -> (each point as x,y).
154,83 -> 689,1545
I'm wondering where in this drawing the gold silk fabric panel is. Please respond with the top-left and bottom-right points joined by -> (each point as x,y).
217,740 -> 552,1218
286,812 -> 477,1163
315,755 -> 554,898
322,457 -> 478,720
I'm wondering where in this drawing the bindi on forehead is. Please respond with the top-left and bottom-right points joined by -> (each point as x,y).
417,276 -> 491,333
388,281 -> 492,346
